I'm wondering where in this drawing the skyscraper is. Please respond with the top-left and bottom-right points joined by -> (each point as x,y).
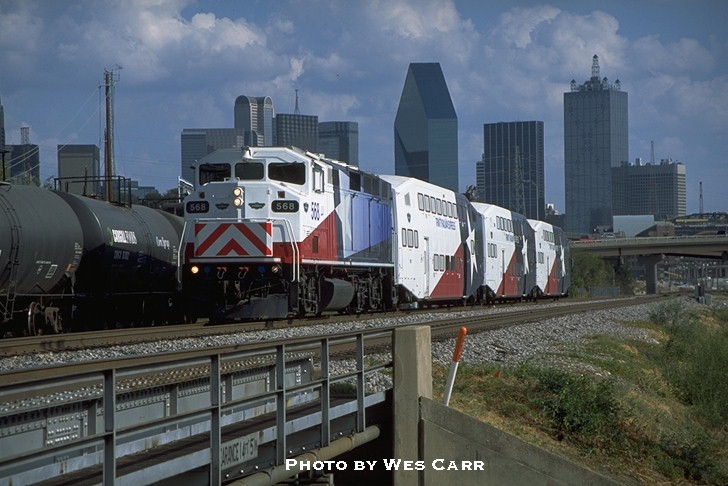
478,121 -> 545,219
234,96 -> 274,146
274,114 -> 318,152
57,144 -> 101,195
180,128 -> 246,184
564,55 -> 628,235
318,121 -> 359,166
394,63 -> 458,192
612,159 -> 686,220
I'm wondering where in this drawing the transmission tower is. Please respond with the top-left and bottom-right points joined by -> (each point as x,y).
512,145 -> 526,216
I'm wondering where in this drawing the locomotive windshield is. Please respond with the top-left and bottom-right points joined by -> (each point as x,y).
198,161 -> 305,185
235,162 -> 264,180
199,163 -> 231,185
268,162 -> 305,185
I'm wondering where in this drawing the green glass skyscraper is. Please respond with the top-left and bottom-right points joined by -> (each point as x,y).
394,63 -> 458,192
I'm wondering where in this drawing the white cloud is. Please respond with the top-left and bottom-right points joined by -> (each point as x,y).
632,35 -> 714,75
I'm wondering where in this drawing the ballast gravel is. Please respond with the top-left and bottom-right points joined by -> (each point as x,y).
0,297 -> 705,388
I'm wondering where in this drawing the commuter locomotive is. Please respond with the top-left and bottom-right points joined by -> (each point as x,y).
0,181 -> 184,335
180,146 -> 570,321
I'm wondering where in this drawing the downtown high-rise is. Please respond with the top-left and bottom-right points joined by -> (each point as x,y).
234,96 -> 274,146
564,55 -> 628,235
394,63 -> 458,192
477,121 -> 545,219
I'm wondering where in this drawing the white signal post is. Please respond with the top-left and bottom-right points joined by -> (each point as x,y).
443,326 -> 468,406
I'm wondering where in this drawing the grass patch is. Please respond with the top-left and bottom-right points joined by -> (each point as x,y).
434,299 -> 728,484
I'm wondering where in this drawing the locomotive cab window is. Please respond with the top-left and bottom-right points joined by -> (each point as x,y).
235,162 -> 265,180
199,163 -> 231,185
312,165 -> 325,193
269,162 -> 305,185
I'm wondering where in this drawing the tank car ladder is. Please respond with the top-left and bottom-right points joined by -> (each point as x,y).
0,191 -> 22,321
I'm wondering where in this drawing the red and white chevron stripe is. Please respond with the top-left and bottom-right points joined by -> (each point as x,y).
194,222 -> 273,257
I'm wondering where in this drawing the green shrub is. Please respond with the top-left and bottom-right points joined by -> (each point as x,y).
526,367 -> 621,444
652,301 -> 728,426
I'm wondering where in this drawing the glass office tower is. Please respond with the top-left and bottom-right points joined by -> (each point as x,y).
318,121 -> 359,166
394,63 -> 458,192
234,96 -> 274,147
275,114 -> 319,153
478,121 -> 545,219
564,55 -> 628,235
612,159 -> 686,220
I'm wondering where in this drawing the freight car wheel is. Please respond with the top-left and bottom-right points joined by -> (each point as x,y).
27,302 -> 42,336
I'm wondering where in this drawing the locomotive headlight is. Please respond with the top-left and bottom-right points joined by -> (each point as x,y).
190,265 -> 200,274
232,187 -> 243,207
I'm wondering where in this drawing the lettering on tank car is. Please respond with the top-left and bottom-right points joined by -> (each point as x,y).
155,236 -> 171,250
113,250 -> 131,261
111,229 -> 138,245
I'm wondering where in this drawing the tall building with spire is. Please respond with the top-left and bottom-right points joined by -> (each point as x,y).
274,90 -> 318,152
234,96 -> 274,146
394,63 -> 458,192
564,55 -> 628,235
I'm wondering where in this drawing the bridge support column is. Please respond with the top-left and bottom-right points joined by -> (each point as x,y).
639,254 -> 664,294
393,325 -> 432,486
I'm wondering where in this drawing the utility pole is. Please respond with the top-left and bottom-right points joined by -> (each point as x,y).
103,68 -> 120,202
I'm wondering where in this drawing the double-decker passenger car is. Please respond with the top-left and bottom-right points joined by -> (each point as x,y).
380,175 -> 477,307
529,219 -> 571,299
470,202 -> 536,303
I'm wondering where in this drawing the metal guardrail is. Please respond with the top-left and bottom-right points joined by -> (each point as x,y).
0,332 -> 391,486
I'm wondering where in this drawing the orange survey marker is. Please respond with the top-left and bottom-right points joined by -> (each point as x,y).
443,326 -> 468,406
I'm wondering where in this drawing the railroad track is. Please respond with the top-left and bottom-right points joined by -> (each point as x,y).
0,294 -> 668,363
0,293 -> 671,404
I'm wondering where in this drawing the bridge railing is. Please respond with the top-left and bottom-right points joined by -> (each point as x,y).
0,331 -> 392,486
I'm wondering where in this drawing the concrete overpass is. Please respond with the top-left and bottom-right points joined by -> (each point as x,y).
571,235 -> 728,294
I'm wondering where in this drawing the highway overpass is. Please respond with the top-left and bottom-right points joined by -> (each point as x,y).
571,235 -> 728,293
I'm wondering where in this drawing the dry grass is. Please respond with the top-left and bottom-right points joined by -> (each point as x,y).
433,303 -> 728,485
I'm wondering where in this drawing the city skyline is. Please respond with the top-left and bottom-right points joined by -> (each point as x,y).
1,1 -> 727,214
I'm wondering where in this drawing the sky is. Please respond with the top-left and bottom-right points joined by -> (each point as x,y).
1,0 -> 727,214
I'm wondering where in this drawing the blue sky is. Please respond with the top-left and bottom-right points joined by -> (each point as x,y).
1,0 -> 727,214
